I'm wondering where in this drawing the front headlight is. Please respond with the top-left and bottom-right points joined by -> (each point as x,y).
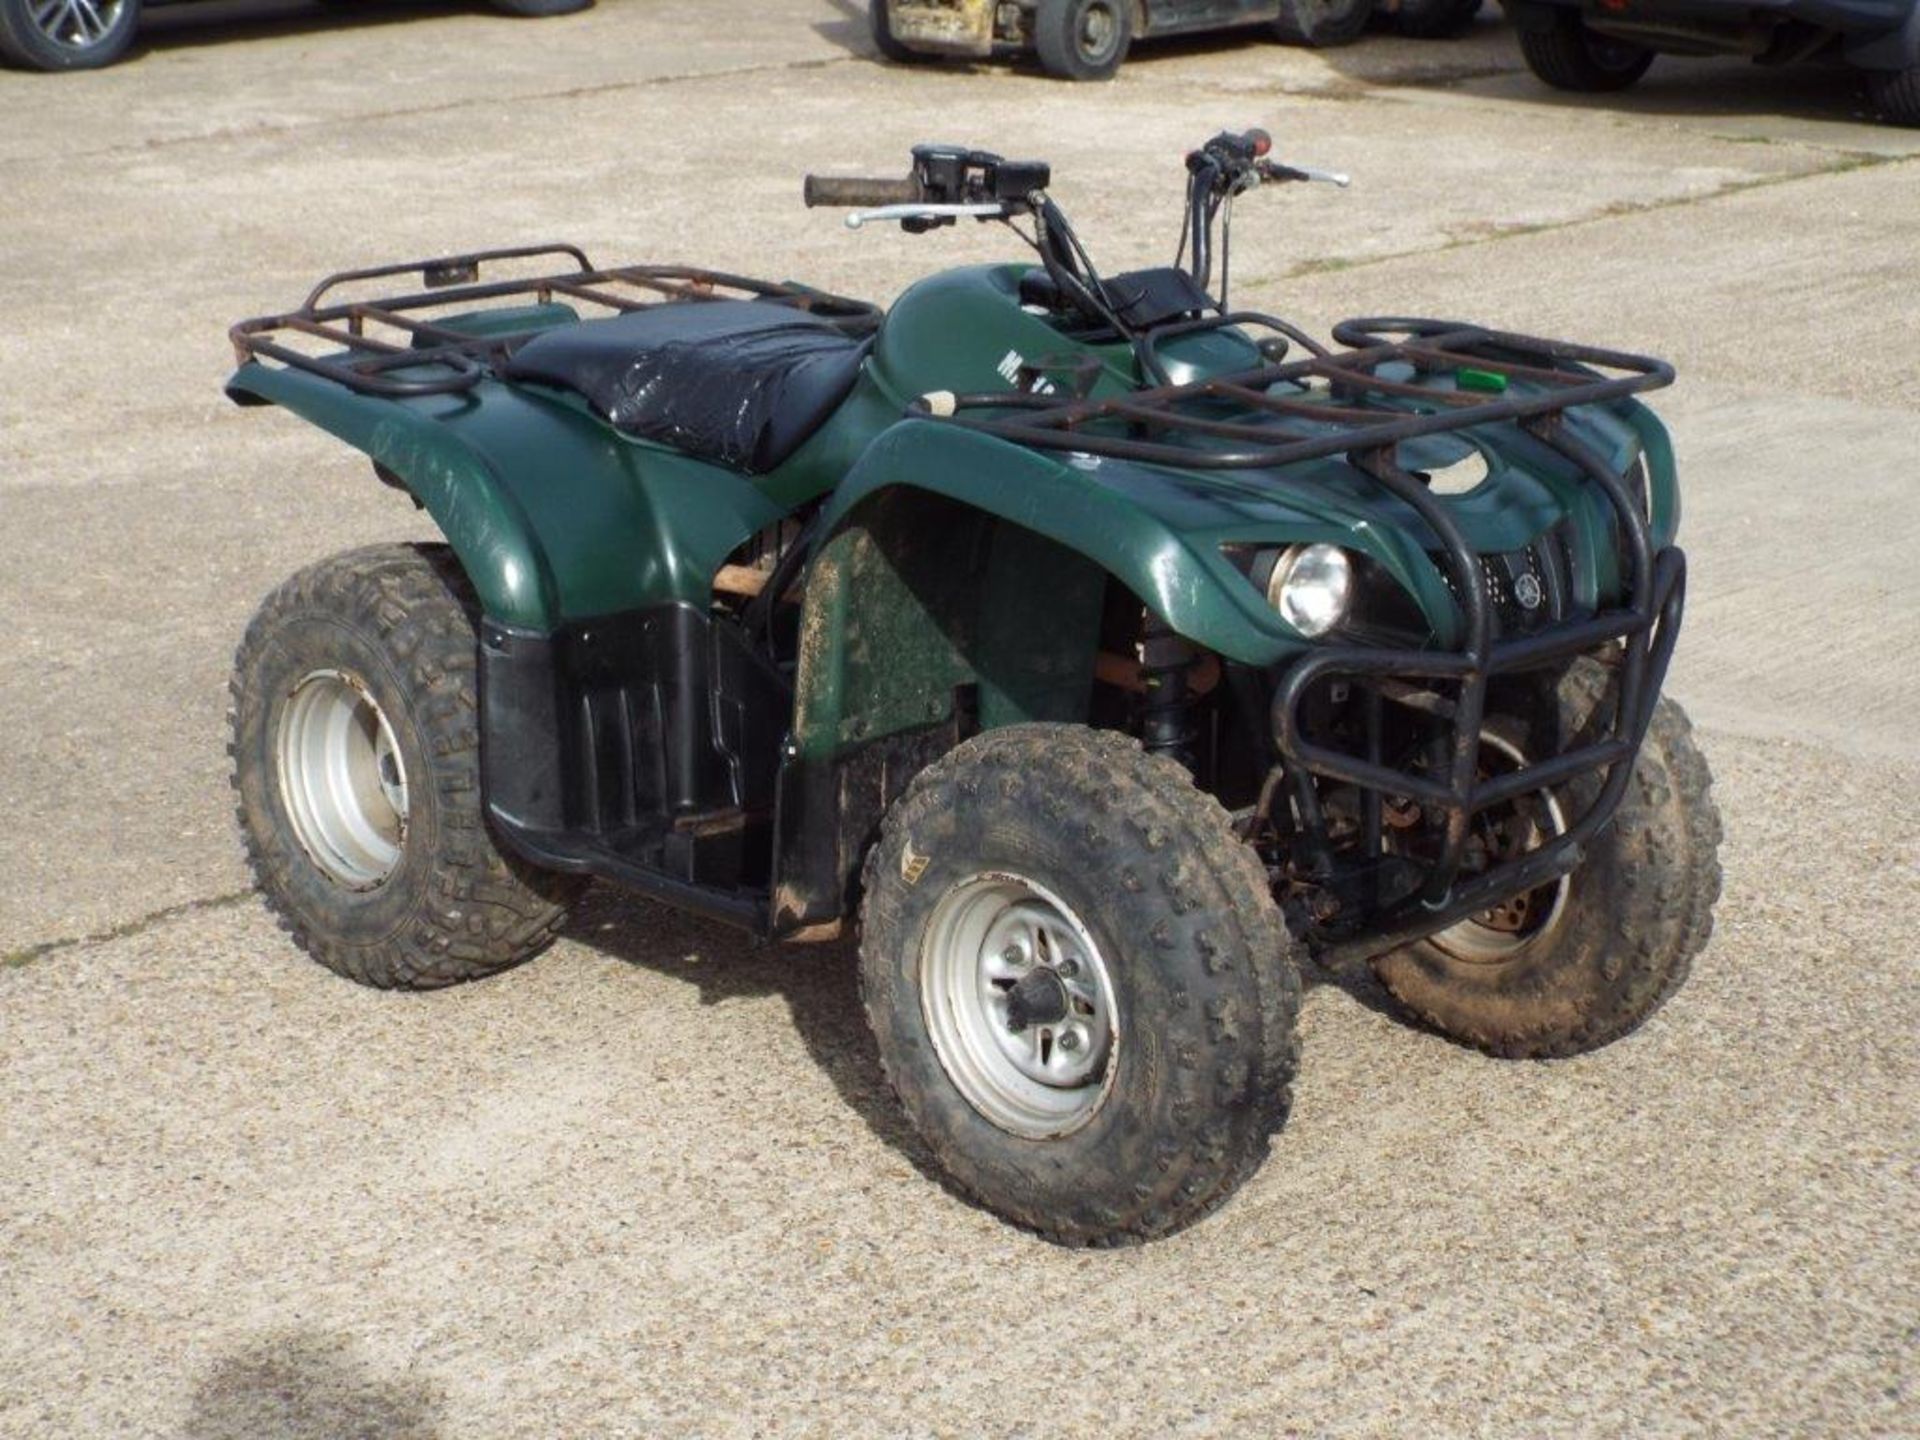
1264,543 -> 1353,638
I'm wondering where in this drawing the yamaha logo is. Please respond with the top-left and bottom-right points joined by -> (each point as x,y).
1514,572 -> 1545,611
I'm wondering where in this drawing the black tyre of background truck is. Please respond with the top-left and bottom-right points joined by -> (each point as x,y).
859,724 -> 1303,1245
869,0 -> 931,63
1033,0 -> 1132,80
0,0 -> 138,71
1373,660 -> 1722,1058
1392,0 -> 1483,39
489,0 -> 594,16
1517,8 -> 1655,91
1865,65 -> 1920,127
1271,0 -> 1375,48
230,543 -> 585,990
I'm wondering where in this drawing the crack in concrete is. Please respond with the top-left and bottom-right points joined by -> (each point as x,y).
3,891 -> 256,972
0,53 -> 863,172
1264,149 -> 1913,285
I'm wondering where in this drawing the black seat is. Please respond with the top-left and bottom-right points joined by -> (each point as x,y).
503,300 -> 871,475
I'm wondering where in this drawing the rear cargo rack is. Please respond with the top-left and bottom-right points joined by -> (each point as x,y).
229,245 -> 882,398
915,317 -> 1673,470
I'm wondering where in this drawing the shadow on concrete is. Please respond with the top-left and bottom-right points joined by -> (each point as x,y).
561,880 -> 1414,1181
562,886 -> 945,1184
181,1331 -> 444,1440
132,0 -> 535,58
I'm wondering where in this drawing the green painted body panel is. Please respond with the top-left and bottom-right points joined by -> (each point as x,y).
231,258 -> 1673,760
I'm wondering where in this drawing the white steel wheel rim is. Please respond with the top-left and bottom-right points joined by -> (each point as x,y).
1429,731 -> 1572,963
276,669 -> 410,890
919,872 -> 1119,1140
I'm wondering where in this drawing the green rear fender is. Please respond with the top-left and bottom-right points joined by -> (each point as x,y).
226,361 -> 788,630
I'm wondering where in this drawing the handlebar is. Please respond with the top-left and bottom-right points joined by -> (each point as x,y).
803,174 -> 924,208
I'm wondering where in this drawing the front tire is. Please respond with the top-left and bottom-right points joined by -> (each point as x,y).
1271,0 -> 1375,48
230,544 -> 584,990
1374,663 -> 1722,1058
1517,9 -> 1654,91
0,0 -> 138,71
860,725 -> 1302,1245
1033,0 -> 1131,80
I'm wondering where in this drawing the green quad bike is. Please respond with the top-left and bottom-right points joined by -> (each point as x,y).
227,130 -> 1721,1244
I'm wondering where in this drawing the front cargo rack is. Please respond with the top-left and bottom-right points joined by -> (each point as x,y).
917,315 -> 1683,966
912,317 -> 1673,471
229,244 -> 882,399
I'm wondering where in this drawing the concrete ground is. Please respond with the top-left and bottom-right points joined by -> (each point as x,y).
2,2 -> 1916,1435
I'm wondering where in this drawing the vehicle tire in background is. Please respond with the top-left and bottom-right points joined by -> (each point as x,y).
1517,8 -> 1654,90
1272,0 -> 1374,48
0,0 -> 139,70
1392,0 -> 1483,39
869,0 -> 931,63
859,725 -> 1302,1244
1864,65 -> 1920,127
489,0 -> 594,16
1033,0 -> 1132,80
1372,661 -> 1723,1058
230,544 -> 586,991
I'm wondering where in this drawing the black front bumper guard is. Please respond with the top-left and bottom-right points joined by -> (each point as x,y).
1271,415 -> 1685,968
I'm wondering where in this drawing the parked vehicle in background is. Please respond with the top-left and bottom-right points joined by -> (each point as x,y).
0,0 -> 593,72
1505,0 -> 1920,125
871,0 -> 1481,79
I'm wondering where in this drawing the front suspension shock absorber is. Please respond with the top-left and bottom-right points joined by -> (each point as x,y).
1138,616 -> 1198,769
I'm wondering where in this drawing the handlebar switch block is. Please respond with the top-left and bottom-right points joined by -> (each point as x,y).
909,145 -> 1051,206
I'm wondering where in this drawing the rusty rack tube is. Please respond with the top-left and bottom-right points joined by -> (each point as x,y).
915,320 -> 1672,473
230,246 -> 882,399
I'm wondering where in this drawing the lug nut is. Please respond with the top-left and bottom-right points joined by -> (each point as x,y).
1002,944 -> 1024,965
1057,958 -> 1079,979
1058,1030 -> 1082,1053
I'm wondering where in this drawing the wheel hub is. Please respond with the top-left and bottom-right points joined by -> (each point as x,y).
27,0 -> 124,50
275,669 -> 410,890
920,873 -> 1119,1138
1428,731 -> 1571,963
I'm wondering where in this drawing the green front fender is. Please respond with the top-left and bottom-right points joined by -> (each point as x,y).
789,419 -> 1411,761
227,361 -> 788,630
810,419 -> 1351,667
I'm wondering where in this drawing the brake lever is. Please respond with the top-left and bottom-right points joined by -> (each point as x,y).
1264,162 -> 1351,188
844,202 -> 1013,229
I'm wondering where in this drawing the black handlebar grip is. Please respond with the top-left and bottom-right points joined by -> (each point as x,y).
802,175 -> 924,208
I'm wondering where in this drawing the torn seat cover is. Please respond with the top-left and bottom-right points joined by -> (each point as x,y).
504,300 -> 872,474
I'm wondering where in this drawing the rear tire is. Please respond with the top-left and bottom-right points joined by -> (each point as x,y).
0,0 -> 138,71
1864,65 -> 1920,127
859,725 -> 1302,1245
1517,9 -> 1654,91
230,544 -> 585,990
1271,0 -> 1374,48
1373,662 -> 1722,1058
868,0 -> 931,63
1033,0 -> 1131,80
1392,0 -> 1482,39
